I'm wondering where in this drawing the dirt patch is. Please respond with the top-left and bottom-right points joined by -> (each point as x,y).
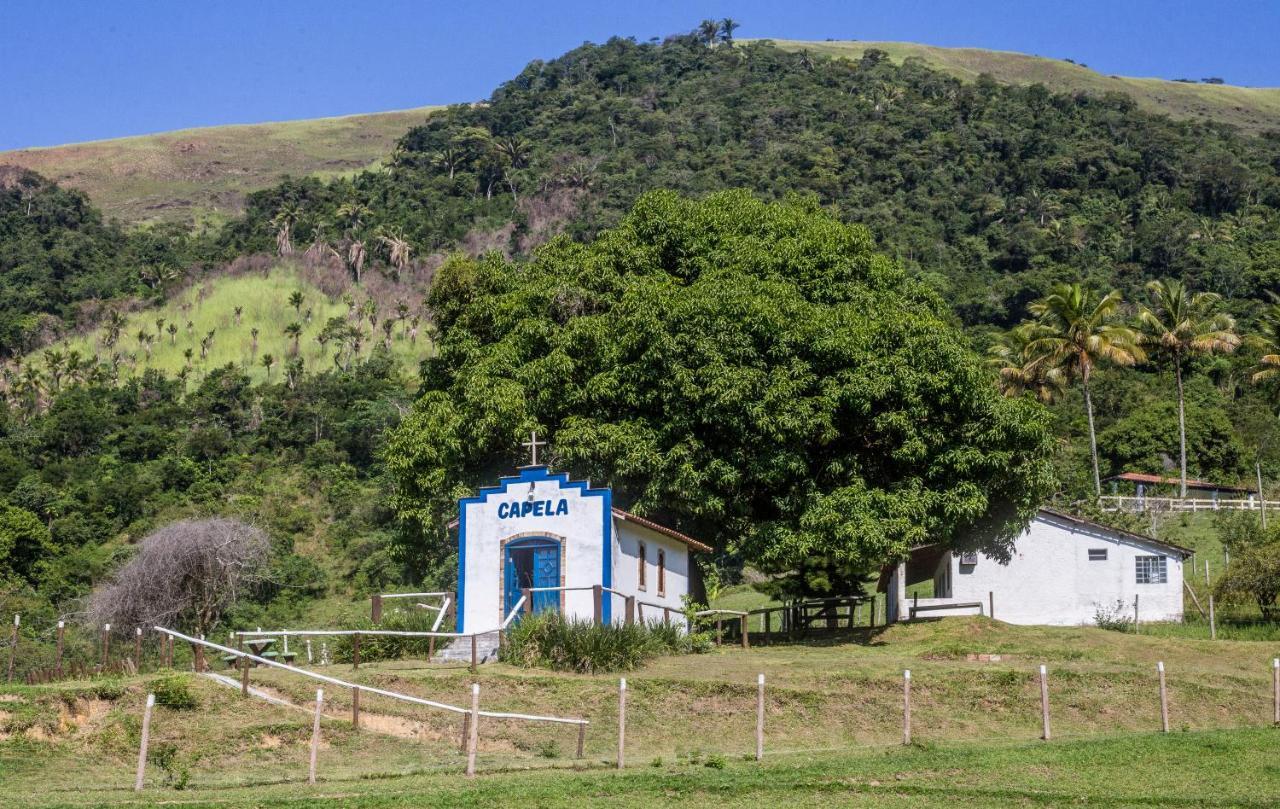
0,694 -> 24,703
258,733 -> 285,749
58,698 -> 112,734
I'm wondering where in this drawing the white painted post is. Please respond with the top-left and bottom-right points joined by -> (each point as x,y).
55,620 -> 65,678
306,639 -> 313,664
1157,662 -> 1169,732
283,634 -> 289,657
134,694 -> 155,791
1273,659 -> 1279,725
1039,665 -> 1051,741
1204,559 -> 1210,587
6,615 -> 17,683
309,688 -> 323,784
1209,594 -> 1217,640
1133,595 -> 1140,633
466,682 -> 480,777
756,673 -> 765,761
617,677 -> 627,769
903,669 -> 912,745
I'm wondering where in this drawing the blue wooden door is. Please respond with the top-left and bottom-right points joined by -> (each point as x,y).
531,545 -> 559,613
504,538 -> 560,620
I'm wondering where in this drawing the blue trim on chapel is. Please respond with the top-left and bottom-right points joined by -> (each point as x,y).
455,465 -> 613,632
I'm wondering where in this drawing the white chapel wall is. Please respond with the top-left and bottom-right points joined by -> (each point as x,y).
611,520 -> 690,620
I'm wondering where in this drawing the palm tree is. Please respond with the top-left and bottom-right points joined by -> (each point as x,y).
233,306 -> 243,326
697,19 -> 720,46
289,291 -> 304,314
379,232 -> 412,276
1027,284 -> 1146,497
261,353 -> 276,381
284,322 -> 303,356
1137,279 -> 1240,497
250,328 -> 260,363
272,204 -> 301,257
167,322 -> 178,345
718,18 -> 740,44
988,323 -> 1067,403
1250,294 -> 1280,387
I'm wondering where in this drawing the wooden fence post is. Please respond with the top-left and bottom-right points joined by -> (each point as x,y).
522,588 -> 533,617
1039,665 -> 1051,741
470,635 -> 478,674
240,655 -> 250,697
625,596 -> 635,626
989,591 -> 995,620
716,619 -> 723,646
309,688 -> 323,784
903,669 -> 912,745
466,683 -> 480,777
428,635 -> 435,661
195,635 -> 205,672
576,721 -> 586,759
593,584 -> 603,625
134,694 -> 155,792
55,621 -> 64,679
351,686 -> 360,729
1157,661 -> 1169,733
6,615 -> 16,683
371,595 -> 383,625
617,677 -> 627,769
134,628 -> 143,672
764,611 -> 771,645
756,673 -> 765,761
352,632 -> 361,670
101,624 -> 111,669
740,615 -> 749,649
1209,594 -> 1217,640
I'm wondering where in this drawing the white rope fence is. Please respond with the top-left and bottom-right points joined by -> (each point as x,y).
155,626 -> 587,727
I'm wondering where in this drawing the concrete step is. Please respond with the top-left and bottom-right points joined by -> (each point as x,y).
433,631 -> 501,664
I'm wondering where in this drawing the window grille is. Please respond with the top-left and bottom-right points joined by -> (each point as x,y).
1088,549 -> 1108,561
1135,555 -> 1167,584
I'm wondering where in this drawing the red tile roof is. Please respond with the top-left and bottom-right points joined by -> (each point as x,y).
1106,472 -> 1252,492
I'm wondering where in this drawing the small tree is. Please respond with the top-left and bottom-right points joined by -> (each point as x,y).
1215,532 -> 1280,620
87,518 -> 270,635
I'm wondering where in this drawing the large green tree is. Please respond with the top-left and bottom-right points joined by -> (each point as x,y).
385,191 -> 1055,574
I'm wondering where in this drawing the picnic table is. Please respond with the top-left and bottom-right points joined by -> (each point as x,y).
222,637 -> 296,668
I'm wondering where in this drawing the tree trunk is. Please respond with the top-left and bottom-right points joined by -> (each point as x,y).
1175,357 -> 1188,498
1083,372 -> 1102,497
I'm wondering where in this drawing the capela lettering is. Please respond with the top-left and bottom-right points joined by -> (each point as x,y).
498,499 -> 570,519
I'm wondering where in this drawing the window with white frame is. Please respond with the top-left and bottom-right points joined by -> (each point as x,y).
1135,555 -> 1167,584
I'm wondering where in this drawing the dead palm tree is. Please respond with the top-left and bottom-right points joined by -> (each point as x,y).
1027,284 -> 1146,497
272,204 -> 301,257
379,232 -> 412,276
1137,279 -> 1240,497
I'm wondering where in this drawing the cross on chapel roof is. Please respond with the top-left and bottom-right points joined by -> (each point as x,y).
521,430 -> 547,467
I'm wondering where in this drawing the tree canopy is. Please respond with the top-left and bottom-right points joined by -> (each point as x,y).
385,190 -> 1056,571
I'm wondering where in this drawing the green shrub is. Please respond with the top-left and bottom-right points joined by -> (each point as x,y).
152,674 -> 199,711
330,608 -> 445,664
1094,599 -> 1136,632
499,612 -> 708,674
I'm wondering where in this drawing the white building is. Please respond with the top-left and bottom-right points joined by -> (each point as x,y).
880,508 -> 1191,626
452,463 -> 710,634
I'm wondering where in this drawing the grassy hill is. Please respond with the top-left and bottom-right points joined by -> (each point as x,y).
34,267 -> 431,387
4,618 -> 1280,805
0,107 -> 439,228
4,39 -> 1276,233
760,40 -> 1280,134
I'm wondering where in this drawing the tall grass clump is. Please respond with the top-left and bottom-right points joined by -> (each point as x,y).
500,612 -> 710,673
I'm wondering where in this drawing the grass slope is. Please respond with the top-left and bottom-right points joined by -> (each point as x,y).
761,40 -> 1280,134
39,268 -> 431,387
4,619 -> 1280,805
0,107 -> 439,228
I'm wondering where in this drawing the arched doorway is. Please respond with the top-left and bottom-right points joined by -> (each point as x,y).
503,536 -> 561,619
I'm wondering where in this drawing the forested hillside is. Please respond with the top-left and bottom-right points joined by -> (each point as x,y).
3,30 -> 1280,625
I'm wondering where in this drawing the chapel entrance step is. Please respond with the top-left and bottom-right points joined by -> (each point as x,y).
432,630 -> 501,664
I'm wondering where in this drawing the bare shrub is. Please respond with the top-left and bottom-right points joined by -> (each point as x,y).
88,518 -> 270,635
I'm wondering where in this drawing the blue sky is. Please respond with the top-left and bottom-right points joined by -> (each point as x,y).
3,1 -> 1277,150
